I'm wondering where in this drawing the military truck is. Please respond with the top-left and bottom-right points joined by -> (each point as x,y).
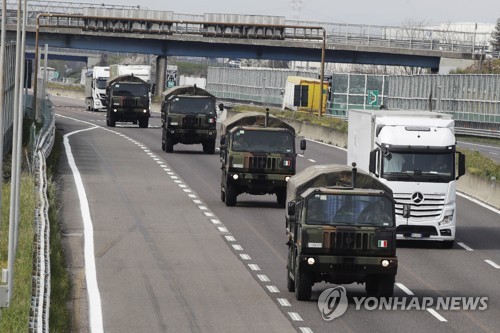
219,110 -> 306,207
106,74 -> 151,128
286,164 -> 398,300
161,85 -> 218,154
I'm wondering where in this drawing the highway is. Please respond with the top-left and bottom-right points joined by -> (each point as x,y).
52,95 -> 499,333
457,141 -> 500,163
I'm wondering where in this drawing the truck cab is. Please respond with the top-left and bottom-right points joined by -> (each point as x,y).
286,164 -> 397,300
161,85 -> 218,154
219,111 -> 306,207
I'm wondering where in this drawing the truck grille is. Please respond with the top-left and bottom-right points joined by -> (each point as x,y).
323,231 -> 370,251
245,156 -> 279,171
182,116 -> 202,128
123,97 -> 138,107
393,193 -> 445,220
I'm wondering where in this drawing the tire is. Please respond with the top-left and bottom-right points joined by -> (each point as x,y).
441,240 -> 455,249
377,275 -> 395,298
108,115 -> 116,127
225,184 -> 237,207
203,140 -> 216,154
220,188 -> 226,202
287,250 -> 295,292
365,277 -> 378,295
165,137 -> 174,153
295,265 -> 312,301
139,118 -> 149,128
162,140 -> 166,151
276,189 -> 286,208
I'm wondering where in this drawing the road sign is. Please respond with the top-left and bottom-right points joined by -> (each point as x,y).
367,90 -> 379,106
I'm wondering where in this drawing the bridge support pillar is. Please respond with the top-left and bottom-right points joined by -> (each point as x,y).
156,56 -> 167,97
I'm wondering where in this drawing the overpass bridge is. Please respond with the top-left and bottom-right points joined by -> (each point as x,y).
3,0 -> 489,70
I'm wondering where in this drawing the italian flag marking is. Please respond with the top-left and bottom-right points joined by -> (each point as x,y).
378,240 -> 388,248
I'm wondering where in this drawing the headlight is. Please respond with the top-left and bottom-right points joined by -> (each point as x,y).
381,260 -> 390,267
232,174 -> 239,180
307,258 -> 315,265
439,210 -> 454,226
285,176 -> 291,182
143,109 -> 147,113
113,109 -> 117,112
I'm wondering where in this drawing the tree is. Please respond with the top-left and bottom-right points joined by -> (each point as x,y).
492,18 -> 500,51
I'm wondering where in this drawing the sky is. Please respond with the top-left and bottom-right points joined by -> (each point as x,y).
79,0 -> 500,26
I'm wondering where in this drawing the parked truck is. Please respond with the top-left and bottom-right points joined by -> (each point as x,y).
286,164 -> 398,300
84,66 -> 110,111
347,109 -> 466,248
161,85 -> 218,154
106,74 -> 151,128
219,110 -> 306,207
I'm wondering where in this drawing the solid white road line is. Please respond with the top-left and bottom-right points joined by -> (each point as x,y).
64,126 -> 104,333
457,242 -> 474,251
395,282 -> 414,296
427,308 -> 447,322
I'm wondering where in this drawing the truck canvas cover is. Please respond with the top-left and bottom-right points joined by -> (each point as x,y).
162,85 -> 215,100
286,164 -> 393,214
221,112 -> 295,135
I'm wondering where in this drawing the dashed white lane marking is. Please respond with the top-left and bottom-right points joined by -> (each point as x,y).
218,227 -> 228,233
299,327 -> 314,333
485,259 -> 500,269
257,274 -> 270,282
288,312 -> 303,321
188,194 -> 197,198
240,254 -> 251,260
427,308 -> 447,322
396,283 -> 414,296
308,159 -> 316,163
203,212 -> 214,217
198,205 -> 208,210
211,219 -> 221,225
232,244 -> 243,251
193,200 -> 202,204
266,285 -> 279,293
248,264 -> 261,271
225,235 -> 236,242
277,298 -> 291,307
298,154 -> 304,157
457,242 -> 474,251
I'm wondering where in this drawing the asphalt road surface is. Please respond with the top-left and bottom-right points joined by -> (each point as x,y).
53,95 -> 500,333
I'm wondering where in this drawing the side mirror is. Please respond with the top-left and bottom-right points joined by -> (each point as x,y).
220,135 -> 226,146
369,149 -> 379,177
218,103 -> 224,111
105,86 -> 109,94
300,139 -> 306,151
151,84 -> 156,95
287,201 -> 296,217
457,152 -> 466,179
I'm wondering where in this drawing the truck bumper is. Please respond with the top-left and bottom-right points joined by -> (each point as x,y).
396,219 -> 455,242
227,172 -> 292,195
111,109 -> 150,121
298,254 -> 398,283
166,128 -> 217,143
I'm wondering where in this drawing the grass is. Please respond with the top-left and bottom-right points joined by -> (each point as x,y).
458,147 -> 500,182
0,175 -> 36,332
0,128 -> 70,332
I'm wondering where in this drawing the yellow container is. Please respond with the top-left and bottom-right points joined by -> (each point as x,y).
282,76 -> 328,113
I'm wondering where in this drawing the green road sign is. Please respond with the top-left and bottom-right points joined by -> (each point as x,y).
367,90 -> 379,106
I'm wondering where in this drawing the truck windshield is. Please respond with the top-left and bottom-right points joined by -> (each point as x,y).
112,83 -> 148,97
382,151 -> 454,182
170,98 -> 215,114
95,78 -> 107,89
231,130 -> 294,153
306,194 -> 393,227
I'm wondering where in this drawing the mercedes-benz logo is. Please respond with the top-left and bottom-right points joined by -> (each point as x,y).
411,192 -> 424,204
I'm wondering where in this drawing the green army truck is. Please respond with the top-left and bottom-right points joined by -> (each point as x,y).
286,164 -> 398,300
106,74 -> 151,128
161,85 -> 218,154
219,111 -> 306,207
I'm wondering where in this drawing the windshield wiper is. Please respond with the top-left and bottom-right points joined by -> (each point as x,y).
384,172 -> 412,179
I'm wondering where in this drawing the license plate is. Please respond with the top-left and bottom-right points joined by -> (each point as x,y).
411,233 -> 423,238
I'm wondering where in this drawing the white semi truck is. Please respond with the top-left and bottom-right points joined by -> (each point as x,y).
109,64 -> 152,84
347,109 -> 466,248
84,66 -> 110,111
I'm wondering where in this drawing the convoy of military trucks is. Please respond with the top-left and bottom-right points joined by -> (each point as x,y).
85,68 -> 465,302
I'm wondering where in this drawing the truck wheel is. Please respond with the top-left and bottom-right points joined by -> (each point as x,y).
108,116 -> 116,127
287,250 -> 295,292
220,188 -> 226,202
441,240 -> 455,249
225,185 -> 237,206
295,266 -> 312,301
203,140 -> 216,154
162,140 -> 166,151
165,137 -> 174,153
377,275 -> 395,298
139,118 -> 149,128
365,277 -> 378,295
276,190 -> 286,208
